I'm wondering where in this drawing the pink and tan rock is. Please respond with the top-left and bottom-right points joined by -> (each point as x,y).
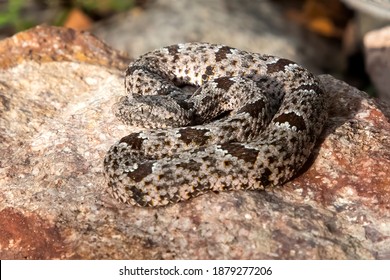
0,26 -> 389,259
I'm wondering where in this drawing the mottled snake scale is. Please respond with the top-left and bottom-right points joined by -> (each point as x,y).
103,43 -> 328,207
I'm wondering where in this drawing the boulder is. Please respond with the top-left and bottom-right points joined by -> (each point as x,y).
364,25 -> 390,103
0,26 -> 389,259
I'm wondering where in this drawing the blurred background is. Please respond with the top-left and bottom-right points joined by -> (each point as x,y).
0,0 -> 389,101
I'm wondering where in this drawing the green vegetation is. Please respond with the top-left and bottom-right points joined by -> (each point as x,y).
0,0 -> 134,33
0,0 -> 34,31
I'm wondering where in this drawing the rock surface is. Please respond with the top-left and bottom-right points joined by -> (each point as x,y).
0,26 -> 389,259
92,0 -> 342,73
364,25 -> 390,103
342,0 -> 390,20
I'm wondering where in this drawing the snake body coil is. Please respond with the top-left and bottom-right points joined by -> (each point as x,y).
103,43 -> 327,207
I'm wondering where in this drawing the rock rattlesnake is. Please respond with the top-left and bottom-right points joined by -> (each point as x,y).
103,43 -> 328,207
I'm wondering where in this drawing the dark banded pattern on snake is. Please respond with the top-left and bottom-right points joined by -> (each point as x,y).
103,43 -> 328,207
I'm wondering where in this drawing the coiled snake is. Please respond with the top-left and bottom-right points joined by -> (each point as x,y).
103,43 -> 328,207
